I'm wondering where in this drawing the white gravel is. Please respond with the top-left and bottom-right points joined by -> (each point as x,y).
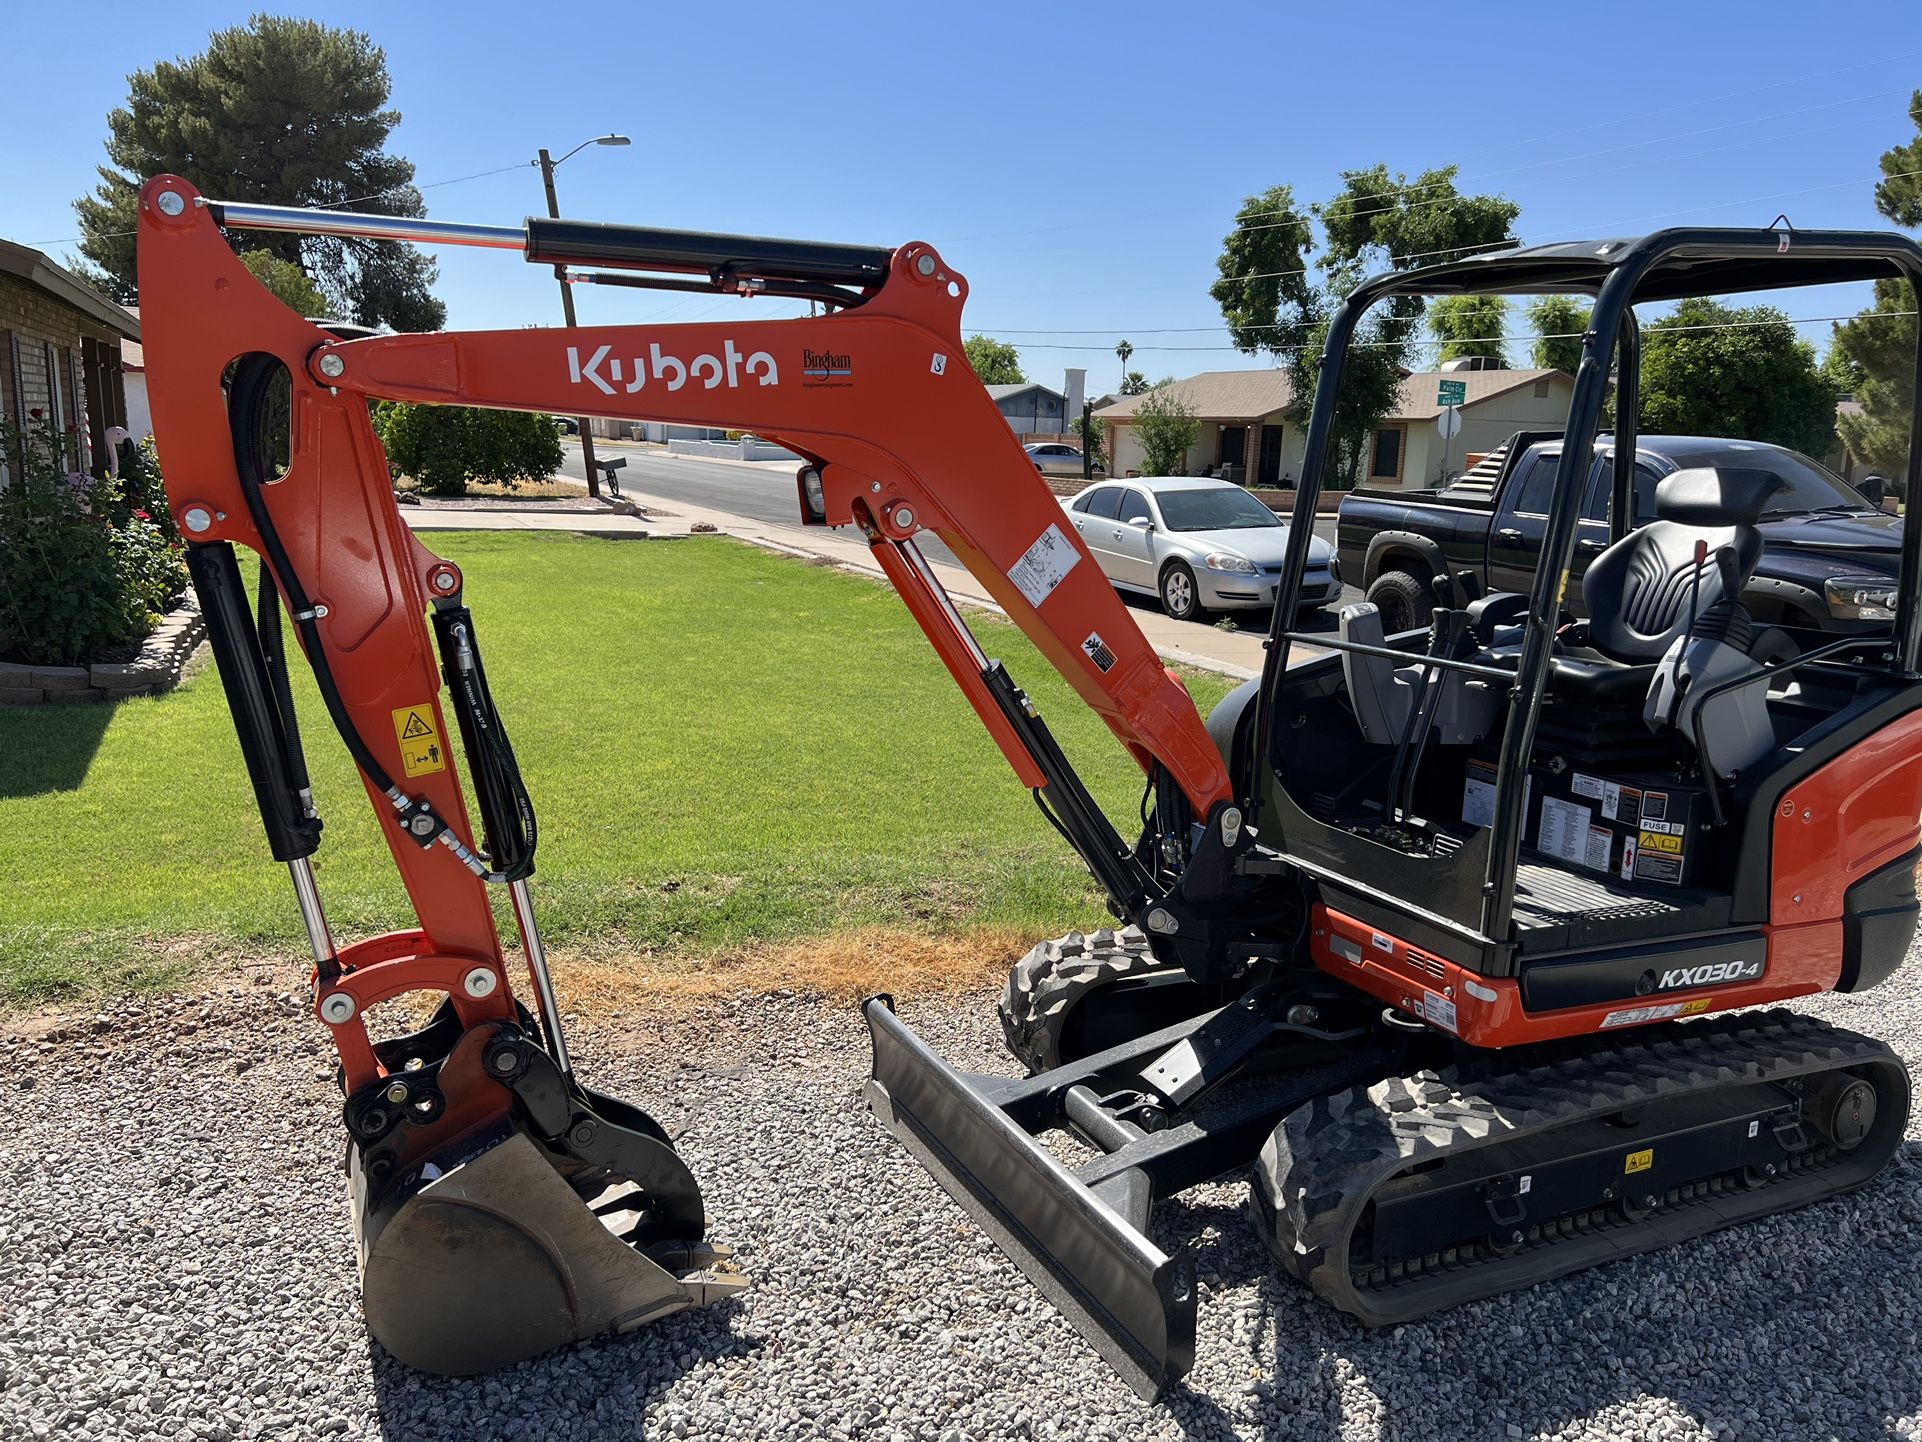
3,958 -> 1921,1442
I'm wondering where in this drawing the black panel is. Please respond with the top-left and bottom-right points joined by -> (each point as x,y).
1521,931 -> 1765,1012
1840,846 -> 1921,993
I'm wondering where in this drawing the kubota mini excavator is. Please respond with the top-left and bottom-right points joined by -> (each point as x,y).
137,176 -> 1922,1398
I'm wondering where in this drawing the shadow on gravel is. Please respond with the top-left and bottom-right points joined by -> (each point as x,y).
365,1297 -> 752,1441
1152,1147 -> 1922,1442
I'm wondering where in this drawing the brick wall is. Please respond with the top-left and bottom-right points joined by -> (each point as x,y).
0,272 -> 123,474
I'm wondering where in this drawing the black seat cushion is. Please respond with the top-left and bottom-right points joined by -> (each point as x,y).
1578,467 -> 1785,664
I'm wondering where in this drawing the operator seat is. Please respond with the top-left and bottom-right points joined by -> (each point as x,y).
1547,467 -> 1787,699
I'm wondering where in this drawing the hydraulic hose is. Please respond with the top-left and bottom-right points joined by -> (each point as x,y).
226,351 -> 507,880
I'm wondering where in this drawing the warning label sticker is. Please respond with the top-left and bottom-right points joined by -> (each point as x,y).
1419,990 -> 1459,1034
1008,523 -> 1081,608
1600,1000 -> 1685,1029
1624,1147 -> 1654,1175
391,704 -> 446,778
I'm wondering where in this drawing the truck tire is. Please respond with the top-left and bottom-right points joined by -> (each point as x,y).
1160,560 -> 1204,621
1365,569 -> 1429,633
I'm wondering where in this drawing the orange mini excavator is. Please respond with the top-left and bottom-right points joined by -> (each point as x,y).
138,175 -> 1922,1397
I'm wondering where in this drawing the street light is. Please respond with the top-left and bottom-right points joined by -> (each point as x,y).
538,134 -> 630,497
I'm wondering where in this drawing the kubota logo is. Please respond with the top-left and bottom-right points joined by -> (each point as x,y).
1658,959 -> 1762,990
566,340 -> 778,396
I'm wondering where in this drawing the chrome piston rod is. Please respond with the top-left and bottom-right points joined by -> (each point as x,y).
508,879 -> 571,1077
287,856 -> 338,970
201,198 -> 526,252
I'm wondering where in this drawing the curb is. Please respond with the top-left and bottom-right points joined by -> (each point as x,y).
0,598 -> 208,706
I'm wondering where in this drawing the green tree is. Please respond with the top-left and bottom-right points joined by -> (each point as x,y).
963,335 -> 1025,384
1638,298 -> 1838,456
239,251 -> 330,317
1527,295 -> 1592,375
1831,90 -> 1920,479
74,15 -> 445,330
1132,382 -> 1200,475
1429,294 -> 1510,366
373,404 -> 564,497
1211,167 -> 1518,488
1119,370 -> 1151,395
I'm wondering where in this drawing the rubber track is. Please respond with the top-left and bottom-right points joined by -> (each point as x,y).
998,927 -> 1167,1073
1251,1008 -> 1908,1325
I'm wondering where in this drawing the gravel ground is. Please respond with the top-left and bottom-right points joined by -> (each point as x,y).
3,958 -> 1921,1442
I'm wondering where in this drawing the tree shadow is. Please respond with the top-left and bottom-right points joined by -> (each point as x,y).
0,697 -> 115,797
368,1294 -> 752,1441
1143,1146 -> 1922,1441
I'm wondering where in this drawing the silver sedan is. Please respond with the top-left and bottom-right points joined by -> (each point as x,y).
1062,477 -> 1339,621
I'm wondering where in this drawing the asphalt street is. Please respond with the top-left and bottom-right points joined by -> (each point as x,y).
558,442 -> 1358,635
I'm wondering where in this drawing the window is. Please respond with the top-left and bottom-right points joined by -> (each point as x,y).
1585,459 -> 1665,524
1155,486 -> 1281,532
1369,427 -> 1402,480
1115,489 -> 1153,524
1509,450 -> 1567,516
44,342 -> 64,433
1084,485 -> 1124,519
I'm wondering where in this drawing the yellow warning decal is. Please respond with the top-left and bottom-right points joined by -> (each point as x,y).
391,704 -> 446,778
1625,1148 -> 1654,1175
1638,829 -> 1684,855
1681,998 -> 1714,1015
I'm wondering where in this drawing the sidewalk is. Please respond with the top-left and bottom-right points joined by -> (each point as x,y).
401,494 -> 1283,680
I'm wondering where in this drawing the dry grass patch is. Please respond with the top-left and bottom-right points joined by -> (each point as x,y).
550,924 -> 1033,1019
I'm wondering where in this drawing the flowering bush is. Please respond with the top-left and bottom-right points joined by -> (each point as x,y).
0,413 -> 188,666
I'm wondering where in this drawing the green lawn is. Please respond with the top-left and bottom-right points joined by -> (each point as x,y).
0,534 -> 1230,1000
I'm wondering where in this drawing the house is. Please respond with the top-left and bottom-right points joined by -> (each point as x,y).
1096,366 -> 1576,489
121,307 -> 151,442
0,239 -> 140,479
987,368 -> 1088,440
988,382 -> 1068,436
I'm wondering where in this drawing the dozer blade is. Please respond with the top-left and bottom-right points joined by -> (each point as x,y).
863,996 -> 1196,1399
352,1125 -> 745,1375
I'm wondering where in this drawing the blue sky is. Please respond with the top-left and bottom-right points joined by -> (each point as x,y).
5,1 -> 1920,394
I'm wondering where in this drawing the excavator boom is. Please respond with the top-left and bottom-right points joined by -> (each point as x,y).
135,174 -> 1233,1376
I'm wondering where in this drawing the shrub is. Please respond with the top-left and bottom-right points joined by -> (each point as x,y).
1133,382 -> 1200,476
373,402 -> 565,497
0,414 -> 187,666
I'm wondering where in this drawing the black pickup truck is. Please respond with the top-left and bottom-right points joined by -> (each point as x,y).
1336,431 -> 1903,635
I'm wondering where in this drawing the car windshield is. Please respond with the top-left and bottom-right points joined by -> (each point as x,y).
1736,452 -> 1880,515
1154,487 -> 1282,532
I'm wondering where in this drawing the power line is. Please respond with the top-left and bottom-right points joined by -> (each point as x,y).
1223,84 -> 1915,233
975,310 -> 1918,357
24,159 -> 538,247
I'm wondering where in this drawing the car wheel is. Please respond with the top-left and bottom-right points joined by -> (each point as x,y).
1365,570 -> 1428,633
1160,561 -> 1204,621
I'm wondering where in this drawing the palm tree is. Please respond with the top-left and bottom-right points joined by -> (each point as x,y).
1115,339 -> 1134,391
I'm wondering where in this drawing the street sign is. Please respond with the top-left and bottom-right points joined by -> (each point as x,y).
1436,407 -> 1462,440
1437,379 -> 1468,407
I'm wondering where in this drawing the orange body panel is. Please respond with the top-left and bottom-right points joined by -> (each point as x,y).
136,176 -> 1230,1082
1307,709 -> 1922,1047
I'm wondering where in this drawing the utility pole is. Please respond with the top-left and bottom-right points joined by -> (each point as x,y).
1082,401 -> 1094,481
539,146 -> 601,498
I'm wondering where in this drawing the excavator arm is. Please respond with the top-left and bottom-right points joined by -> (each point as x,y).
135,175 -> 1246,1380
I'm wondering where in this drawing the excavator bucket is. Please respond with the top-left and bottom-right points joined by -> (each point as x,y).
345,1015 -> 744,1374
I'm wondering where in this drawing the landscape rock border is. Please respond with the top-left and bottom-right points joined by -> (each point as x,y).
0,597 -> 206,706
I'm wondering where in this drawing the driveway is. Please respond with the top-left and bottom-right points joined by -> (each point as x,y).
560,443 -> 1351,674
